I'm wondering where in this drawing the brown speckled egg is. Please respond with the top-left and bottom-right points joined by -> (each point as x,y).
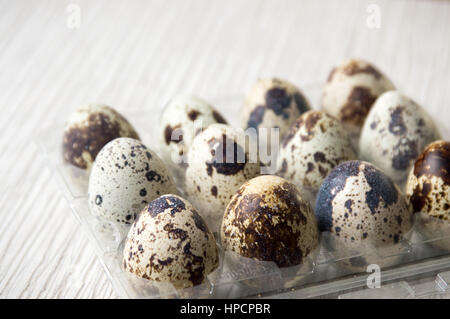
406,141 -> 450,219
123,195 -> 219,289
159,95 -> 227,173
241,78 -> 311,142
88,138 -> 177,225
407,141 -> 450,251
221,175 -> 319,267
62,104 -> 139,169
360,91 -> 441,184
185,124 -> 261,231
322,58 -> 394,140
277,110 -> 357,201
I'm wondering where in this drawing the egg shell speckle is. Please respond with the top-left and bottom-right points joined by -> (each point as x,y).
159,95 -> 227,171
241,78 -> 311,140
322,58 -> 394,138
123,194 -> 219,289
63,104 -> 139,169
406,140 -> 450,220
221,175 -> 319,267
277,110 -> 357,195
185,124 -> 261,230
88,138 -> 177,225
360,90 -> 441,183
315,160 -> 413,248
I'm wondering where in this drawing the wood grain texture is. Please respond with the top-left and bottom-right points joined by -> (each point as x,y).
0,0 -> 449,298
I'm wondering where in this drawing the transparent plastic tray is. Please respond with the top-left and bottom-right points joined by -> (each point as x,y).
37,85 -> 450,299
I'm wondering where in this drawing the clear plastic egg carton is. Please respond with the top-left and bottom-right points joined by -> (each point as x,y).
37,85 -> 450,299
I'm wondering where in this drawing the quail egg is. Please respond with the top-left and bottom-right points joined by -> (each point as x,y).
360,90 -> 441,184
123,194 -> 219,289
185,124 -> 261,231
407,140 -> 450,217
88,137 -> 177,225
406,141 -> 450,251
159,95 -> 227,172
221,175 -> 319,267
63,104 -> 139,169
322,58 -> 394,140
277,110 -> 357,204
315,160 -> 413,270
241,78 -> 311,144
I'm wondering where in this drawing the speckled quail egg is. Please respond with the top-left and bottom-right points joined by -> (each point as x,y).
315,160 -> 412,244
407,141 -> 450,217
360,90 -> 441,184
185,124 -> 261,231
63,104 -> 139,169
88,137 -> 177,225
322,58 -> 394,140
315,160 -> 413,270
221,175 -> 319,267
123,194 -> 219,289
406,141 -> 450,250
159,95 -> 227,171
241,78 -> 311,143
277,110 -> 357,203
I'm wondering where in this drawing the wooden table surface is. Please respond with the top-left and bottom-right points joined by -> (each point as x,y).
1,0 -> 449,298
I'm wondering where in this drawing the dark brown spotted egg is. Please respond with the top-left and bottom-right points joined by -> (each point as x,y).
62,104 -> 139,169
315,161 -> 413,252
241,78 -> 311,142
123,195 -> 219,289
185,124 -> 261,232
277,111 -> 356,203
406,141 -> 450,219
88,138 -> 177,225
360,91 -> 441,184
406,141 -> 450,251
322,58 -> 394,140
221,175 -> 319,267
159,95 -> 227,172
